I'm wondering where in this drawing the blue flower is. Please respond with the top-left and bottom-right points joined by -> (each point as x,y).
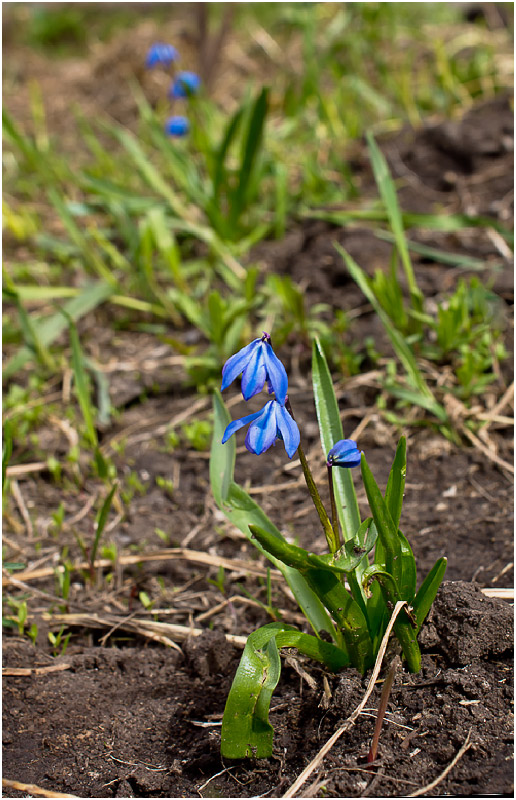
327,440 -> 363,468
169,71 -> 201,99
222,400 -> 300,459
145,43 -> 179,68
165,115 -> 190,137
221,333 -> 288,405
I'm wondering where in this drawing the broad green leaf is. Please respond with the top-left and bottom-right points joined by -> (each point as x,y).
412,557 -> 447,631
305,568 -> 373,673
221,625 -> 282,758
210,390 -> 235,506
230,87 -> 269,227
361,455 -> 402,587
385,436 -> 406,531
221,622 -> 349,758
312,338 -> 361,541
362,566 -> 421,673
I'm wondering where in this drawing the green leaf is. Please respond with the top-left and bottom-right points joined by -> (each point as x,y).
337,245 -> 447,422
366,132 -> 421,304
210,390 -> 236,506
362,566 -> 421,673
230,87 -> 269,227
91,483 -> 118,567
312,338 -> 361,541
221,622 -> 349,759
385,437 -> 406,531
65,313 -> 97,448
4,281 -> 113,379
412,557 -> 447,631
361,455 -> 402,587
221,624 -> 282,758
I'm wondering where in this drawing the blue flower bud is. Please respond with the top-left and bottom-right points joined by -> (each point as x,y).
222,400 -> 300,459
145,43 -> 179,69
327,439 -> 363,468
169,71 -> 201,99
165,115 -> 190,137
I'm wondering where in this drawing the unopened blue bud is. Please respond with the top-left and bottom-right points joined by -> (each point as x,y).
169,71 -> 201,99
165,115 -> 190,137
146,42 -> 179,68
327,439 -> 363,468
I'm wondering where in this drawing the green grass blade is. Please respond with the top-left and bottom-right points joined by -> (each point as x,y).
337,245 -> 447,422
4,281 -> 113,379
65,313 -> 97,448
229,87 -> 268,227
384,436 -> 406,531
91,483 -> 117,567
366,132 -> 421,302
312,338 -> 361,541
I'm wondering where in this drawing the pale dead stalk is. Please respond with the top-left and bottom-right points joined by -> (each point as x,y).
408,729 -> 473,797
10,480 -> 34,537
282,600 -> 409,798
2,778 -> 79,798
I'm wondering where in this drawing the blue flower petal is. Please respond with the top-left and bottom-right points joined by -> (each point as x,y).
169,71 -> 201,99
146,43 -> 179,68
164,115 -> 190,137
221,339 -> 261,392
245,402 -> 277,455
222,408 -> 263,444
241,345 -> 267,400
327,439 -> 362,468
275,404 -> 300,459
262,342 -> 288,405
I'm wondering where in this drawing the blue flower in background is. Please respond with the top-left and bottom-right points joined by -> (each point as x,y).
221,333 -> 288,405
169,71 -> 201,99
222,400 -> 300,459
146,42 -> 179,68
165,115 -> 190,137
327,439 -> 363,468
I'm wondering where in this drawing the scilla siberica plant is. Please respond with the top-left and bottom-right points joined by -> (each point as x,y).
210,333 -> 447,759
145,42 -> 201,138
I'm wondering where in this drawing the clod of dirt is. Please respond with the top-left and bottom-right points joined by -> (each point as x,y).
419,580 -> 514,664
181,629 -> 236,677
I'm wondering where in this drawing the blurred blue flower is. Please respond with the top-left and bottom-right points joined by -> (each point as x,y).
221,333 -> 288,405
146,42 -> 179,68
222,400 -> 300,459
327,440 -> 363,468
165,115 -> 190,137
169,71 -> 201,99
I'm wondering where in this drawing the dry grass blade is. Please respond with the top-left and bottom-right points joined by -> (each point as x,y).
40,612 -> 248,648
3,547 -> 283,585
3,663 -> 72,677
2,778 -> 79,798
282,600 -> 409,798
407,728 -> 473,796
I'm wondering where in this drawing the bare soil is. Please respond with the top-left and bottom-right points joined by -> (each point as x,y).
2,20 -> 514,800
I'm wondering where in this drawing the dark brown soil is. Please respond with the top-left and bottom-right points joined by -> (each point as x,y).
3,18 -> 514,800
3,583 -> 513,798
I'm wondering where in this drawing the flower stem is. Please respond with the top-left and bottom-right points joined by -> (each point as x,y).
327,464 -> 342,551
367,655 -> 400,763
285,397 -> 339,553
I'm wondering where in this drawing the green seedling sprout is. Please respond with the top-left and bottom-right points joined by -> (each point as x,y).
211,333 -> 447,759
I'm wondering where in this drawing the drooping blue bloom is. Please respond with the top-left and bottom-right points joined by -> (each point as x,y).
145,42 -> 179,68
327,439 -> 363,468
221,333 -> 288,405
222,400 -> 300,459
169,71 -> 201,99
165,115 -> 190,137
